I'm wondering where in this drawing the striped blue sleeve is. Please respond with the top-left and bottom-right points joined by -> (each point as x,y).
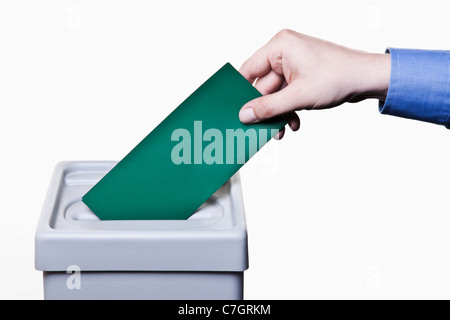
379,48 -> 450,128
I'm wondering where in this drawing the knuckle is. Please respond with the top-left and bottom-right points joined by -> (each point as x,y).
274,28 -> 295,39
258,97 -> 275,118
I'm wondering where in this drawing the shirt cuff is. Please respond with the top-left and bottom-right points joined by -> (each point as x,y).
379,48 -> 450,128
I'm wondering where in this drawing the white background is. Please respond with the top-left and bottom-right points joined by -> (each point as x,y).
1,0 -> 449,300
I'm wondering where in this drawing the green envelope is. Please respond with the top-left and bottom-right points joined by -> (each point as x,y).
82,63 -> 286,220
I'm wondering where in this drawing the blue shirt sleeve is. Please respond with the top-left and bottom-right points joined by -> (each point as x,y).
379,48 -> 450,128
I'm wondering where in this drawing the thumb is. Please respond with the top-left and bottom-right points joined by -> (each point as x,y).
239,84 -> 301,123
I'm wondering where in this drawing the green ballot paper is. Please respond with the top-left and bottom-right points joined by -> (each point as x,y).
82,63 -> 287,220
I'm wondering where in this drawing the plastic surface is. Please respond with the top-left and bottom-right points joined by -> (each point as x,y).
35,161 -> 248,272
43,271 -> 243,300
82,63 -> 286,220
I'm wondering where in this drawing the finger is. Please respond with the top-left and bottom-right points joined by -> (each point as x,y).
239,83 -> 301,123
273,127 -> 285,140
254,70 -> 285,95
239,46 -> 271,84
287,112 -> 300,131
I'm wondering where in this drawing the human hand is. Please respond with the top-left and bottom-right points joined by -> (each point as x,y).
239,29 -> 391,139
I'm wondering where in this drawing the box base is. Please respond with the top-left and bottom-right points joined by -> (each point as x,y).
43,271 -> 243,300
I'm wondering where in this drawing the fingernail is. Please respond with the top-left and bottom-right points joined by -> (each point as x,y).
239,108 -> 258,123
274,132 -> 281,140
274,129 -> 284,140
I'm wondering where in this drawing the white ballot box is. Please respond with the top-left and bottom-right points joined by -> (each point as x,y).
35,161 -> 248,300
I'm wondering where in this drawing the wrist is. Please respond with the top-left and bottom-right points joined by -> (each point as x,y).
359,53 -> 391,100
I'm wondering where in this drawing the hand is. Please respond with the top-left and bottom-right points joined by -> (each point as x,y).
239,29 -> 391,139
